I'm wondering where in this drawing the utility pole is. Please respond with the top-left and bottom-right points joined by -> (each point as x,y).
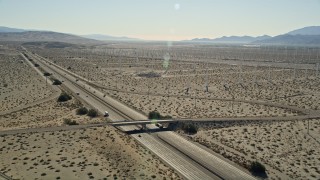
316,63 -> 319,78
268,65 -> 271,82
148,84 -> 150,100
135,49 -> 139,66
238,63 -> 243,84
305,68 -> 308,79
166,80 -> 170,99
194,91 -> 197,109
253,65 -> 257,88
293,65 -> 296,80
205,64 -> 209,92
308,119 -> 310,135
194,63 -> 197,109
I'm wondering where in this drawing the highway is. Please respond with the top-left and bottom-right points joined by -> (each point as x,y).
21,47 -> 256,180
109,119 -> 177,126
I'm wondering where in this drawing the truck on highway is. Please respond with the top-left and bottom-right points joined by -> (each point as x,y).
104,111 -> 109,117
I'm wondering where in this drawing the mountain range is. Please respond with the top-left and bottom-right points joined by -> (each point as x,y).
287,26 -> 320,35
81,34 -> 141,41
1,26 -> 320,45
0,26 -> 27,33
0,26 -> 138,43
191,26 -> 320,45
0,30 -> 101,44
191,35 -> 271,43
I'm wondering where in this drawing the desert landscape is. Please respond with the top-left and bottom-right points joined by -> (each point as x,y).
13,44 -> 320,179
185,119 -> 320,179
0,34 -> 319,180
0,44 -> 181,179
0,46 -> 56,113
22,42 -> 320,179
0,127 -> 180,179
28,44 -> 319,117
1,1 -> 320,179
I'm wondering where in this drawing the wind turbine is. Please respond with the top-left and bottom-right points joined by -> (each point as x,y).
204,63 -> 209,92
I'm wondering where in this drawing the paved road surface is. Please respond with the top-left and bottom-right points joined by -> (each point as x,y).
158,131 -> 255,180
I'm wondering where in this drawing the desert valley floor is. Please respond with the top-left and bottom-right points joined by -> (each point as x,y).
0,42 -> 319,179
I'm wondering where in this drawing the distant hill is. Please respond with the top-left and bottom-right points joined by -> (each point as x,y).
254,26 -> 320,45
191,38 -> 212,41
190,35 -> 271,43
0,26 -> 27,33
254,34 -> 320,45
287,26 -> 320,35
22,41 -> 76,48
82,34 -> 141,41
0,31 -> 102,44
212,35 -> 270,43
2,25 -> 320,45
188,26 -> 320,45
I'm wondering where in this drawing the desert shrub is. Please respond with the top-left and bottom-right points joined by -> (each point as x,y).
149,111 -> 161,119
162,115 -> 172,119
43,72 -> 51,76
148,111 -> 172,120
67,66 -> 71,70
181,123 -> 198,134
93,162 -> 99,166
250,161 -> 266,174
52,79 -> 62,85
63,119 -> 78,125
34,63 -> 39,67
87,109 -> 98,117
137,72 -> 161,78
76,107 -> 88,115
57,92 -> 72,102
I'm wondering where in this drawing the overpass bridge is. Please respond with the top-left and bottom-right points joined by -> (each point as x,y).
109,114 -> 320,131
109,119 -> 182,129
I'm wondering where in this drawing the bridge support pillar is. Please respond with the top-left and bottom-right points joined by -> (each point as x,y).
142,124 -> 147,130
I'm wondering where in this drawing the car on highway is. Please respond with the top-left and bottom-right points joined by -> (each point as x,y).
104,111 -> 109,117
156,123 -> 163,129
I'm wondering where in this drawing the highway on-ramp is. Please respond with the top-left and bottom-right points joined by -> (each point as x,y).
21,47 -> 256,180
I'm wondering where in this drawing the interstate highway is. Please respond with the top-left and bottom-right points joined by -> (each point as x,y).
22,47 -> 256,180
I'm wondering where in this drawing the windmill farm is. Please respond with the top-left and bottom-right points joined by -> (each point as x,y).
28,43 -> 320,119
1,40 -> 318,179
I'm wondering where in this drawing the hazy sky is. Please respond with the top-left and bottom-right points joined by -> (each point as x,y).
1,0 -> 320,40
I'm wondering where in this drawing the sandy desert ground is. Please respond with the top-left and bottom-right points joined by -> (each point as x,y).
0,95 -> 180,179
183,119 -> 320,179
29,44 -> 319,118
0,45 -> 181,179
0,96 -> 101,131
25,43 -> 320,179
0,48 -> 56,113
0,127 -> 180,179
